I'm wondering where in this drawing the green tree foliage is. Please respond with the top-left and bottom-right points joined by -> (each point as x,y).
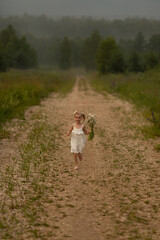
110,50 -> 126,73
25,34 -> 51,65
96,37 -> 117,74
70,37 -> 83,67
1,15 -> 160,40
133,32 -> 145,52
128,51 -> 142,72
119,33 -> 160,72
96,37 -> 125,74
16,36 -> 38,69
0,43 -> 8,71
1,20 -> 159,72
59,37 -> 71,70
119,38 -> 134,56
147,34 -> 160,53
2,15 -> 158,70
0,25 -> 38,71
0,25 -> 18,68
83,30 -> 101,71
143,52 -> 159,70
44,38 -> 61,66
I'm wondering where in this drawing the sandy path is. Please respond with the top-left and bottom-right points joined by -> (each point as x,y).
41,77 -> 115,239
41,76 -> 160,239
1,76 -> 160,239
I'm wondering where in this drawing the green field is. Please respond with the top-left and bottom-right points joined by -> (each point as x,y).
1,67 -> 160,139
0,69 -> 75,138
89,67 -> 160,137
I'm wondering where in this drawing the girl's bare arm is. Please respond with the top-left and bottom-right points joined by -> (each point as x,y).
67,125 -> 73,136
83,125 -> 90,135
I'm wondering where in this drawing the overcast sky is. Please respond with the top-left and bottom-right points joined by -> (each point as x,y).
0,0 -> 160,19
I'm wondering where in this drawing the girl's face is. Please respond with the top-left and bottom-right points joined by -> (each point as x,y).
74,114 -> 81,123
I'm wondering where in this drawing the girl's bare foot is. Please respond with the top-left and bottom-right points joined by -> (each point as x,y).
74,166 -> 79,170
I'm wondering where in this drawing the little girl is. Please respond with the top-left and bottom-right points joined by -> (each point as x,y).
67,111 -> 89,170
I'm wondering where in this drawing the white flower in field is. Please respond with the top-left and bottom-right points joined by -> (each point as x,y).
87,113 -> 97,125
88,113 -> 94,117
87,112 -> 97,140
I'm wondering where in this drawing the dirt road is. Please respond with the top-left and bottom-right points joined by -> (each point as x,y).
0,76 -> 160,240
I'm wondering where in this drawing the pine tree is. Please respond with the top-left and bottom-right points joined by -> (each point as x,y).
83,30 -> 101,71
144,52 -> 159,69
96,37 -> 117,74
0,43 -> 8,71
134,32 -> 145,52
0,25 -> 38,70
128,51 -> 142,72
16,36 -> 38,69
59,37 -> 71,70
0,24 -> 18,67
110,50 -> 126,73
147,34 -> 160,53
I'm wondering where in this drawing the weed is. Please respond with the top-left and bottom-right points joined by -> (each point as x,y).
154,144 -> 160,152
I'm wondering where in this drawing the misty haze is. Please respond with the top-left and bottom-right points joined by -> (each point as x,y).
1,0 -> 160,240
1,0 -> 160,19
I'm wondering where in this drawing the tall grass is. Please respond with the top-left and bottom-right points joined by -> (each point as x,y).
89,68 -> 160,137
0,69 -> 75,137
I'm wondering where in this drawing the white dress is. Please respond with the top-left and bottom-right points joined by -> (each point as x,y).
71,124 -> 86,153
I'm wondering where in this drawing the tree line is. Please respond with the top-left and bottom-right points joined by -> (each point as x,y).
58,31 -> 160,74
0,25 -> 160,74
0,15 -> 160,40
0,25 -> 37,71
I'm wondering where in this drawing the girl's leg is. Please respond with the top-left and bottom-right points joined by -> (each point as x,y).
73,153 -> 79,169
78,153 -> 83,161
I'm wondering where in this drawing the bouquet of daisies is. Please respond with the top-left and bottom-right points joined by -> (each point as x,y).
87,113 -> 96,140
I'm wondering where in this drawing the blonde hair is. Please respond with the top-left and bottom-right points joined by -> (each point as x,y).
74,111 -> 85,123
